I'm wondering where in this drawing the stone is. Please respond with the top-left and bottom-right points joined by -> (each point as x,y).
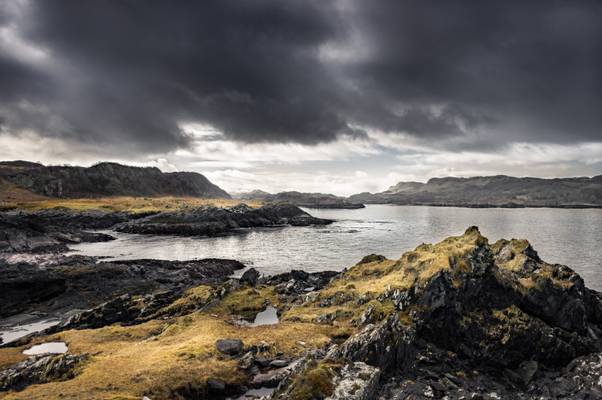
269,359 -> 289,368
206,378 -> 226,392
515,360 -> 539,386
325,362 -> 381,400
0,353 -> 87,392
216,339 -> 244,356
357,254 -> 386,265
240,268 -> 260,286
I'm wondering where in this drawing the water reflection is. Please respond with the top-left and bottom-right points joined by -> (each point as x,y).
23,341 -> 68,355
251,307 -> 279,327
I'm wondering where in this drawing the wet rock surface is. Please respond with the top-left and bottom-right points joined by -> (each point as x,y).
114,203 -> 332,236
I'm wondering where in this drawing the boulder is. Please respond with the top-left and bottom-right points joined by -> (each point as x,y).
240,268 -> 260,286
216,339 -> 244,356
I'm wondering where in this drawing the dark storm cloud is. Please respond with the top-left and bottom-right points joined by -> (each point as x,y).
0,0 -> 601,154
346,0 -> 602,146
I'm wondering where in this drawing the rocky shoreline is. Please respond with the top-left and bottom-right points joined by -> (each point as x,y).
114,203 -> 333,236
2,223 -> 602,398
0,203 -> 332,254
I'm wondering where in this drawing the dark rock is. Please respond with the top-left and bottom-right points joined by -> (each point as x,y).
240,268 -> 260,286
206,378 -> 226,393
269,359 -> 290,368
326,314 -> 417,373
216,339 -> 244,356
0,257 -> 245,319
114,203 -> 332,236
55,290 -> 178,331
262,270 -> 338,295
358,254 -> 386,264
254,357 -> 272,368
0,208 -> 130,254
515,360 -> 539,386
0,353 -> 87,392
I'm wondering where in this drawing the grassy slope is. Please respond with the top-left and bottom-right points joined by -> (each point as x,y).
0,286 -> 334,399
0,178 -> 48,203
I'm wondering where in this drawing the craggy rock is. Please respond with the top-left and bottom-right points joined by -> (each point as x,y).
55,291 -> 178,331
0,353 -> 87,392
240,268 -> 261,286
216,339 -> 244,356
0,209 -> 135,253
326,314 -> 417,372
357,254 -> 386,265
114,203 -> 332,236
326,362 -> 380,400
0,257 -> 245,319
272,227 -> 602,399
262,270 -> 338,295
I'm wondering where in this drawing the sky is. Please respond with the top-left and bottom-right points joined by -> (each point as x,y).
0,0 -> 601,196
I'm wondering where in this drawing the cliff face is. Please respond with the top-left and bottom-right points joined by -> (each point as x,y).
0,161 -> 230,199
349,175 -> 602,207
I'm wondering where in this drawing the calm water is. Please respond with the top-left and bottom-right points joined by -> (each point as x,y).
70,205 -> 602,290
23,342 -> 68,356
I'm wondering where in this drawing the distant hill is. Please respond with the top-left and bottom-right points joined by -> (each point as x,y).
0,161 -> 230,199
348,175 -> 602,208
232,189 -> 271,201
235,190 -> 365,209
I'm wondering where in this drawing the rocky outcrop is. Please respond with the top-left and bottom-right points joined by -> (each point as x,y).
55,291 -> 177,331
0,353 -> 87,392
348,175 -> 602,208
0,257 -> 245,319
0,161 -> 230,199
115,203 -> 333,236
271,227 -> 602,399
0,208 -> 139,253
326,362 -> 380,400
261,270 -> 338,296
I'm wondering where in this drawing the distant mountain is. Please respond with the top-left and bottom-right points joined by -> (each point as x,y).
235,190 -> 365,209
0,161 -> 230,199
231,189 -> 272,200
348,175 -> 602,208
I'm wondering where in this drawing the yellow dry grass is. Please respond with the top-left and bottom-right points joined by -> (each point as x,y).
2,196 -> 262,213
0,309 -> 334,400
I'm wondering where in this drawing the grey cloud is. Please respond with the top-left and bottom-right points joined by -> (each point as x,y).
0,0 -> 600,156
